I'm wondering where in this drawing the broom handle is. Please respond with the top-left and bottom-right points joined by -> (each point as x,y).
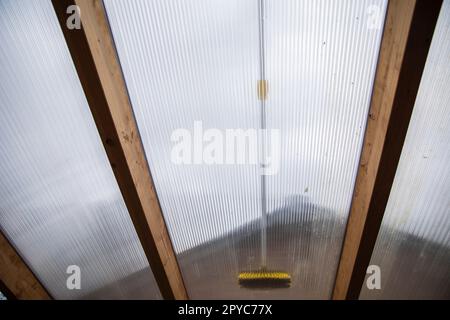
258,0 -> 267,269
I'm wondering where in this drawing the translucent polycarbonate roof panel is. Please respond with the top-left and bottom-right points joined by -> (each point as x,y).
360,2 -> 450,300
262,0 -> 387,297
105,0 -> 386,298
0,0 -> 161,299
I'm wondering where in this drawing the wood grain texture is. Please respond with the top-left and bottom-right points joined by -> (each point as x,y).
51,0 -> 188,299
0,232 -> 51,299
333,0 -> 443,299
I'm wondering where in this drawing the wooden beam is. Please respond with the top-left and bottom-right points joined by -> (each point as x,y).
332,0 -> 443,300
0,280 -> 16,300
51,0 -> 188,299
0,232 -> 51,299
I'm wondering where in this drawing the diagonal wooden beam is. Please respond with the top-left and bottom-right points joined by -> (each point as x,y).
332,0 -> 443,300
0,231 -> 51,299
51,0 -> 188,299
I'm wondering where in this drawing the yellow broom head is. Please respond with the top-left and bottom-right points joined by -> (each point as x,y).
238,270 -> 291,289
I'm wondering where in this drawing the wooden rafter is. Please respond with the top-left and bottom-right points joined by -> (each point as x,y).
0,232 -> 51,299
51,0 -> 188,299
332,0 -> 443,299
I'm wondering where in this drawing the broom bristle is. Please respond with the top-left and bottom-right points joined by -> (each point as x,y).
238,270 -> 291,289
